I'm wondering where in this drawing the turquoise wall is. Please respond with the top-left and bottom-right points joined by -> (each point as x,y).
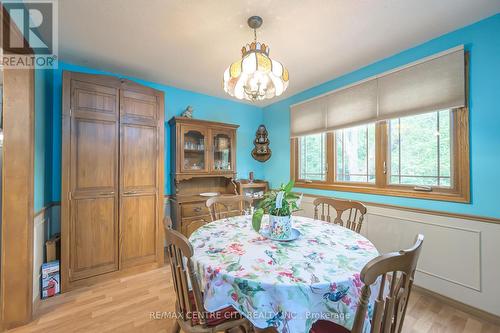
263,14 -> 500,218
34,69 -> 53,212
50,62 -> 265,201
35,14 -> 500,219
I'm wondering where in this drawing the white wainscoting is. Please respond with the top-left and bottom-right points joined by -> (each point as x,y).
296,195 -> 500,317
33,210 -> 48,304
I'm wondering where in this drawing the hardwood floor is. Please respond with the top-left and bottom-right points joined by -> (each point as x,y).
8,266 -> 499,333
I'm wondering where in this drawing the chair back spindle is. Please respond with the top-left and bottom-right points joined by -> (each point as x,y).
163,217 -> 206,326
351,234 -> 424,333
313,197 -> 367,233
206,195 -> 253,221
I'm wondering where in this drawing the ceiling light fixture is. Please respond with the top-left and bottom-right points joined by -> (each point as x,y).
223,16 -> 289,102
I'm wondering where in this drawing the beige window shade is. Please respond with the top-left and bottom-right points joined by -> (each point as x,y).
290,46 -> 465,137
326,79 -> 378,130
378,48 -> 465,119
290,98 -> 327,137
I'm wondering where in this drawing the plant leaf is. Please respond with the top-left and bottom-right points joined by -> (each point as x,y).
252,208 -> 264,232
284,180 -> 295,193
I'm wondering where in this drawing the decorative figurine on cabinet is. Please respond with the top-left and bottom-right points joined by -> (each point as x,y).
181,105 -> 194,118
252,124 -> 271,162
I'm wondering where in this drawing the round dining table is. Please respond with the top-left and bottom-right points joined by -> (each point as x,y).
189,215 -> 381,333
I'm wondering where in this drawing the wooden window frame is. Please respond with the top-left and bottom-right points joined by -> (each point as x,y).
291,107 -> 470,203
293,132 -> 330,185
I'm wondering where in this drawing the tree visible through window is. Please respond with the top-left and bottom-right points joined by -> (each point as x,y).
389,110 -> 451,187
298,133 -> 326,181
291,108 -> 468,202
335,123 -> 376,183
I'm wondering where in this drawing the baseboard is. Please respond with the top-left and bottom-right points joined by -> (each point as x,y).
32,294 -> 41,318
63,261 -> 164,293
413,285 -> 500,325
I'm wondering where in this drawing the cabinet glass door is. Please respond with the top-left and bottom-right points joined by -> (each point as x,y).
212,131 -> 233,172
181,127 -> 207,172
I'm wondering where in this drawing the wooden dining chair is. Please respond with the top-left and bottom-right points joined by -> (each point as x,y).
206,195 -> 253,222
313,197 -> 367,233
310,234 -> 424,333
163,218 -> 252,333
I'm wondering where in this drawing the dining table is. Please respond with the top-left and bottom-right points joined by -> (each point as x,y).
189,214 -> 381,333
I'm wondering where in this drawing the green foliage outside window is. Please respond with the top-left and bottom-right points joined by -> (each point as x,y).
296,109 -> 452,188
299,133 -> 326,181
389,110 -> 451,187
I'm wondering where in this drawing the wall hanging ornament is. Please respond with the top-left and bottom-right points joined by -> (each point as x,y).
252,124 -> 271,162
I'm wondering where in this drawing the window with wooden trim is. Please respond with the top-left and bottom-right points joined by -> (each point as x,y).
388,110 -> 452,187
335,123 -> 376,183
291,108 -> 470,202
298,133 -> 327,181
290,47 -> 469,202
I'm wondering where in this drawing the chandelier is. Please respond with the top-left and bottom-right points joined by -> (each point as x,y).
223,16 -> 289,102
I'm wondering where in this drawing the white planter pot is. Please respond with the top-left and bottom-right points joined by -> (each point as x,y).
269,215 -> 292,239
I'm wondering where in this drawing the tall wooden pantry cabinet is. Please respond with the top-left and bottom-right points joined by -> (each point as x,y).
61,71 -> 164,291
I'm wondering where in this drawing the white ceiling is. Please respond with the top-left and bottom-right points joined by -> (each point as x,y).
59,0 -> 500,106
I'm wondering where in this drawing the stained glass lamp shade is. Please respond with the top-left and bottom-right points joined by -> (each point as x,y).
223,16 -> 289,102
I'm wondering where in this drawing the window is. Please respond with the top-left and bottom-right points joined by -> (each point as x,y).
389,110 -> 451,187
290,48 -> 469,202
335,123 -> 376,183
298,133 -> 326,181
291,108 -> 469,202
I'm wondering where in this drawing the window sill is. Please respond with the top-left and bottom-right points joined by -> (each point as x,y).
294,181 -> 470,203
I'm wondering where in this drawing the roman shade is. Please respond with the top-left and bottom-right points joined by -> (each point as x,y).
290,97 -> 327,136
377,48 -> 465,119
290,46 -> 466,137
326,79 -> 378,131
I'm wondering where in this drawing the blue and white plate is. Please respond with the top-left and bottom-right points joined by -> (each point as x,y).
260,228 -> 301,242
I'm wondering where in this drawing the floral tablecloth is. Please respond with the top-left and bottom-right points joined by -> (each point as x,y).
189,215 -> 381,333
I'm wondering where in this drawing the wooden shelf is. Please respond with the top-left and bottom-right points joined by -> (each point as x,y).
236,180 -> 269,201
240,183 -> 267,189
183,149 -> 205,153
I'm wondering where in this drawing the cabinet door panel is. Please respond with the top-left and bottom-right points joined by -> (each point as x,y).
76,89 -> 116,114
180,125 -> 209,173
67,78 -> 119,284
70,197 -> 118,281
183,218 -> 207,238
121,90 -> 157,121
210,129 -> 235,173
73,118 -> 117,192
120,195 -> 157,268
119,87 -> 162,269
121,124 -> 157,189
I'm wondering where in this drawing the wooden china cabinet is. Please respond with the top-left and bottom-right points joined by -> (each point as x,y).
169,117 -> 240,237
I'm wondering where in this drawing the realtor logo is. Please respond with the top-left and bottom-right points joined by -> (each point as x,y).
1,0 -> 58,68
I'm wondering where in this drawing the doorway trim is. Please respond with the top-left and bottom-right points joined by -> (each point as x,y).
0,5 -> 36,330
0,67 -> 35,330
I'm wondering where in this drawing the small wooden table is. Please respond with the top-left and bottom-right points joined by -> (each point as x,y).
236,180 -> 269,206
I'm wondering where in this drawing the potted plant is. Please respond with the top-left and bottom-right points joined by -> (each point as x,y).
252,180 -> 302,239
